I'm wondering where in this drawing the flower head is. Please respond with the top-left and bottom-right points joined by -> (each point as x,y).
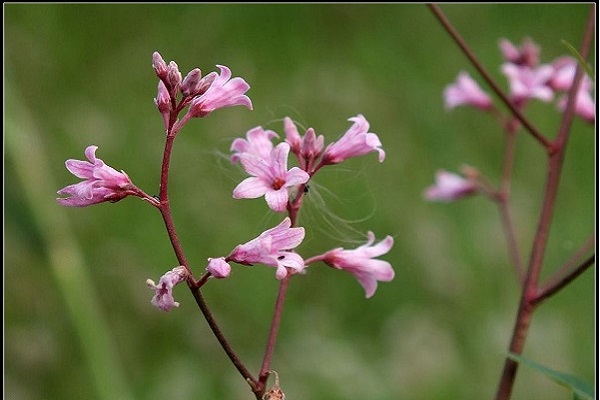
146,266 -> 189,312
443,71 -> 493,110
284,117 -> 325,166
187,65 -> 252,118
320,233 -> 394,298
321,115 -> 385,165
230,126 -> 279,164
57,145 -> 136,207
228,217 -> 305,279
233,142 -> 310,212
424,170 -> 478,202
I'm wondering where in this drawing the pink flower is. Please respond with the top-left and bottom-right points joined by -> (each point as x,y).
499,37 -> 540,67
321,115 -> 385,165
424,170 -> 478,202
230,126 -> 279,164
319,232 -> 394,298
228,217 -> 305,279
233,142 -> 310,212
206,257 -> 232,279
186,65 -> 252,118
443,71 -> 493,110
501,63 -> 554,104
57,145 -> 136,207
146,266 -> 189,312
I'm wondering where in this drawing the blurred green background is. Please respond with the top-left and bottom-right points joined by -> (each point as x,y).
5,4 -> 595,400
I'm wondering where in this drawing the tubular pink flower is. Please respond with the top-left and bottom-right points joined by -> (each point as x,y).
320,233 -> 394,298
233,142 -> 310,212
230,126 -> 279,164
187,65 -> 252,118
206,257 -> 232,279
228,217 -> 306,279
57,145 -> 136,207
146,266 -> 189,312
424,170 -> 478,202
443,71 -> 493,110
501,63 -> 554,104
321,115 -> 385,165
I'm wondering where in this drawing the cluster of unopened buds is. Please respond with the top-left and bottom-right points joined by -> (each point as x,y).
57,51 -> 395,315
424,36 -> 595,202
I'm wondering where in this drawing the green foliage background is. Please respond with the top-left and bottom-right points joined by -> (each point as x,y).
5,4 -> 595,400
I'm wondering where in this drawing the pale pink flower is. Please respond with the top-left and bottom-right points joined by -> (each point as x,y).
443,71 -> 493,110
549,57 -> 595,123
501,63 -> 554,104
146,266 -> 189,312
424,170 -> 477,202
233,142 -> 310,212
57,145 -> 136,207
228,217 -> 305,279
319,233 -> 394,298
320,115 -> 385,165
230,126 -> 279,164
187,65 -> 252,118
499,37 -> 540,67
206,257 -> 232,278
154,80 -> 171,130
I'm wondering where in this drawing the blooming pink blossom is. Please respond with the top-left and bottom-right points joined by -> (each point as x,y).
57,145 -> 136,207
501,63 -> 554,104
146,266 -> 189,312
186,65 -> 252,118
230,126 -> 279,164
443,71 -> 493,110
228,217 -> 305,279
233,142 -> 310,212
549,57 -> 595,123
320,114 -> 385,165
499,37 -> 540,67
319,233 -> 394,298
557,90 -> 596,124
206,257 -> 232,279
424,170 -> 478,202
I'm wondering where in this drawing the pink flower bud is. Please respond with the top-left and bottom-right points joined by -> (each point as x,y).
206,257 -> 231,279
167,61 -> 182,96
152,51 -> 168,80
181,68 -> 203,97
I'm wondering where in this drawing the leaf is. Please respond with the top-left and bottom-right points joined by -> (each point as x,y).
508,353 -> 594,400
561,39 -> 594,79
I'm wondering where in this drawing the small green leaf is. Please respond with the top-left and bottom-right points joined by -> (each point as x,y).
508,353 -> 594,400
561,39 -> 594,79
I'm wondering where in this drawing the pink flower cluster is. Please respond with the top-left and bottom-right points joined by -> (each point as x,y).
231,114 -> 385,212
443,37 -> 595,123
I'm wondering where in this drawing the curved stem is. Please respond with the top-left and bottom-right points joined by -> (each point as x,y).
257,275 -> 292,395
427,4 -> 552,150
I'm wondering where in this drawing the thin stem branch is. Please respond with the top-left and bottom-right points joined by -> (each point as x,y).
494,6 -> 595,400
533,234 -> 596,305
257,275 -> 292,394
427,3 -> 552,150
